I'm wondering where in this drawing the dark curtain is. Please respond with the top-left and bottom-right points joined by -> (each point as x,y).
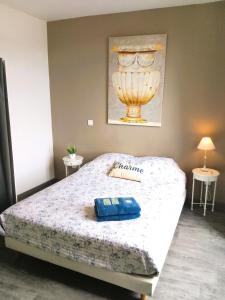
0,58 -> 16,213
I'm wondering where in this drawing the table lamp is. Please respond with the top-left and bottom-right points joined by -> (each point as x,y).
197,137 -> 215,169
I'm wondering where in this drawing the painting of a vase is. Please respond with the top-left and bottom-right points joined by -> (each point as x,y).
108,34 -> 167,127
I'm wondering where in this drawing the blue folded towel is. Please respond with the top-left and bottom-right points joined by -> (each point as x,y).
95,208 -> 140,222
95,197 -> 141,217
94,197 -> 141,222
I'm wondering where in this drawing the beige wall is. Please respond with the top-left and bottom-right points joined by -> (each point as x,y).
48,1 -> 225,207
0,4 -> 54,195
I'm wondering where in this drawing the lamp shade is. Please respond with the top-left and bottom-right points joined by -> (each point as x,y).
197,137 -> 215,151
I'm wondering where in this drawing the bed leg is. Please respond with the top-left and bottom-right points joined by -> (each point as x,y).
141,294 -> 148,300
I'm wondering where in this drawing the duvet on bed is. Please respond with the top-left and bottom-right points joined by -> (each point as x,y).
0,153 -> 186,276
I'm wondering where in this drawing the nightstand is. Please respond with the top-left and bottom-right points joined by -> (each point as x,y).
191,168 -> 220,216
62,155 -> 84,177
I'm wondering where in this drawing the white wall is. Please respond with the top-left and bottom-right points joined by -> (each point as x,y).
0,4 -> 54,194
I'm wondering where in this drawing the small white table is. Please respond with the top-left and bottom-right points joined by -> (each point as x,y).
191,168 -> 220,216
62,155 -> 84,177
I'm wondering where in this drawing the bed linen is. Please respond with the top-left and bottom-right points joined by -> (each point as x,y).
0,153 -> 186,276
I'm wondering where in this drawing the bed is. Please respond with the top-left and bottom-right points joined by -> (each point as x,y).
0,153 -> 186,299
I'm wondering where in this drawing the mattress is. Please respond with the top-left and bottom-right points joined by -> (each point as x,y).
0,153 -> 186,276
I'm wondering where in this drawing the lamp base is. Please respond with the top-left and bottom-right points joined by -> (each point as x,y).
200,168 -> 209,172
202,151 -> 207,170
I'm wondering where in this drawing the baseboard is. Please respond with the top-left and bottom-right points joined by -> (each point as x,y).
0,235 -> 5,247
185,198 -> 225,213
17,178 -> 58,201
214,202 -> 225,213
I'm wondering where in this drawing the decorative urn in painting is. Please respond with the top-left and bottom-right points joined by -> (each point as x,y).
112,44 -> 161,123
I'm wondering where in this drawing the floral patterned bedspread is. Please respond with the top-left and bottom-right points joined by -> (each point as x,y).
0,153 -> 186,276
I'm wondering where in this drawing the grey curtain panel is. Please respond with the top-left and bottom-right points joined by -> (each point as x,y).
0,58 -> 16,213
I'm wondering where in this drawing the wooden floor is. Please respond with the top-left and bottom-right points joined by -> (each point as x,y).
0,208 -> 225,300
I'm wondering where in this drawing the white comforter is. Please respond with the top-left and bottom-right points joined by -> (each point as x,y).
0,153 -> 186,276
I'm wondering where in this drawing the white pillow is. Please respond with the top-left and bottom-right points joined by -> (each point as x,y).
108,161 -> 145,182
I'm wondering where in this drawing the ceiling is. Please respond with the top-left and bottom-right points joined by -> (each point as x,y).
0,0 -> 219,21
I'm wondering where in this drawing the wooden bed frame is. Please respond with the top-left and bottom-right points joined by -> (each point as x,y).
5,237 -> 161,299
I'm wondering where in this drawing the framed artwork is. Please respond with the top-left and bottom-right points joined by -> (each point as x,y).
108,34 -> 167,127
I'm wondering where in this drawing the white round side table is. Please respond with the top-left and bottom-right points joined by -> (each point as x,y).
191,168 -> 220,216
62,155 -> 84,177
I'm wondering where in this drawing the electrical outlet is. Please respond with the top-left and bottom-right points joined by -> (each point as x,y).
87,120 -> 94,127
